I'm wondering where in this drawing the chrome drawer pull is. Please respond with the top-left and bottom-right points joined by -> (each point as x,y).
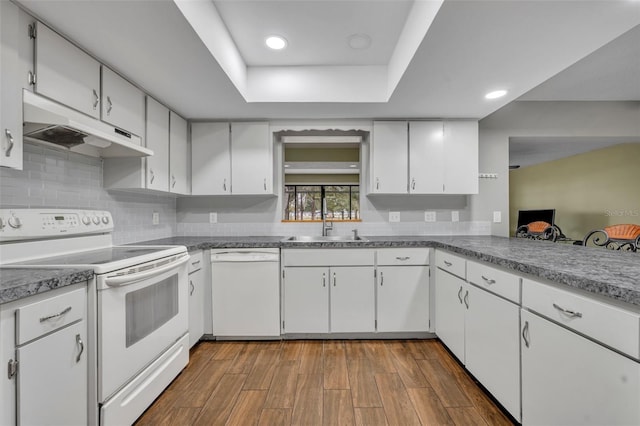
5,129 -> 14,157
463,290 -> 469,309
553,303 -> 583,318
396,256 -> 410,261
322,273 -> 326,287
191,260 -> 201,266
76,334 -> 84,363
190,280 -> 195,296
457,286 -> 463,304
522,321 -> 530,348
444,260 -> 453,267
380,272 -> 384,286
481,275 -> 496,284
40,306 -> 72,322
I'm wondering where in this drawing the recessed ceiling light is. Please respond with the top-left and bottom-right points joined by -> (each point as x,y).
348,34 -> 372,50
266,35 -> 287,50
485,90 -> 508,99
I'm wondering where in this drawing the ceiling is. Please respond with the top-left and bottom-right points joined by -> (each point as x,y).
16,0 -> 640,120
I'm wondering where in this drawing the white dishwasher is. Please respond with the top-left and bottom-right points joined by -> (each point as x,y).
211,248 -> 281,338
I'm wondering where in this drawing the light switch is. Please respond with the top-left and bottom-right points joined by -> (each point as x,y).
451,211 -> 459,222
209,212 -> 218,224
152,212 -> 159,225
493,211 -> 502,223
424,211 -> 436,222
389,211 -> 401,222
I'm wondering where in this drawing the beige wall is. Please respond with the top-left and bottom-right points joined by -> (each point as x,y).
509,143 -> 640,239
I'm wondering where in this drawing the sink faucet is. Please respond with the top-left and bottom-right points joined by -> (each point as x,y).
322,199 -> 333,236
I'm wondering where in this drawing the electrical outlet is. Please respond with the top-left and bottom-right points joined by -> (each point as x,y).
209,212 -> 218,224
424,211 -> 436,222
152,212 -> 159,225
493,211 -> 502,223
389,211 -> 400,222
451,211 -> 459,222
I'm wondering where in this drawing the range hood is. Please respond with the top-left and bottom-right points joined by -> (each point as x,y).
23,90 -> 153,158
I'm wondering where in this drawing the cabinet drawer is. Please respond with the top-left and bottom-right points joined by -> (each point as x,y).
283,249 -> 374,267
377,248 -> 430,266
16,287 -> 86,345
435,250 -> 466,279
467,260 -> 520,303
188,251 -> 203,273
522,278 -> 640,359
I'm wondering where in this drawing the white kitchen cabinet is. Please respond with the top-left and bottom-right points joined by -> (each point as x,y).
370,121 -> 408,194
377,266 -> 430,332
188,251 -> 204,347
101,66 -> 145,139
434,266 -> 466,362
33,22 -> 101,119
231,122 -> 273,195
191,122 -> 231,195
0,0 -> 24,169
442,121 -> 478,194
408,121 -> 443,194
330,266 -> 375,333
521,309 -> 640,425
145,96 -> 170,192
169,111 -> 189,195
283,267 -> 330,333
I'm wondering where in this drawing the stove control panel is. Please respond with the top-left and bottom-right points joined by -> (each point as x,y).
0,209 -> 114,241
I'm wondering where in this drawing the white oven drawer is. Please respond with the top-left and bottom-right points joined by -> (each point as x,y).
16,287 -> 86,345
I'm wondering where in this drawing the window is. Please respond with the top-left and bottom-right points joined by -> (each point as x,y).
284,185 -> 360,221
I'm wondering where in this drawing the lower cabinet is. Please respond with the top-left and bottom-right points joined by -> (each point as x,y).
434,267 -> 466,361
282,266 -> 375,333
377,265 -> 429,333
188,251 -> 204,347
521,309 -> 640,425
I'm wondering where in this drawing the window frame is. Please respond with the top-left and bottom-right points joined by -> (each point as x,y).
284,184 -> 360,221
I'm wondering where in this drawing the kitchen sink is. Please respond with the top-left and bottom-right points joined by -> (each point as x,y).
283,235 -> 368,242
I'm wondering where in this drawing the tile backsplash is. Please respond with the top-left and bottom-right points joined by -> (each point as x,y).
0,142 -> 176,244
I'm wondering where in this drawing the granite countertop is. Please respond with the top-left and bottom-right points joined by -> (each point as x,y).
0,268 -> 94,305
134,235 -> 640,307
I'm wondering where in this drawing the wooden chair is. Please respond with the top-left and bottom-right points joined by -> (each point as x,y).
516,221 -> 561,242
582,224 -> 640,252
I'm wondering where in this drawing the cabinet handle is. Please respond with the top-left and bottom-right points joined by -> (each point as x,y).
189,280 -> 195,296
4,129 -> 14,157
411,178 -> 416,190
191,260 -> 201,266
333,272 -> 336,286
481,275 -> 495,285
552,303 -> 583,318
40,306 -> 72,322
457,286 -> 463,304
322,273 -> 326,287
522,321 -> 530,348
106,96 -> 113,115
75,334 -> 84,363
92,89 -> 99,110
376,178 -> 380,190
223,178 -> 227,191
172,175 -> 176,188
395,256 -> 410,261
380,272 -> 384,286
263,178 -> 267,191
463,290 -> 469,309
149,169 -> 155,184
443,260 -> 453,267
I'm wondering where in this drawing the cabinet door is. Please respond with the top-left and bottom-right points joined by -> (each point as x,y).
443,121 -> 478,194
0,1 -> 23,169
377,266 -> 429,332
101,66 -> 145,138
34,22 -> 100,119
521,309 -> 640,425
465,284 -> 521,421
188,268 -> 204,347
17,320 -> 87,426
409,121 -> 444,194
169,111 -> 189,194
145,97 -> 169,192
330,267 -> 375,333
434,268 -> 465,362
191,122 -> 231,195
231,122 -> 272,195
370,121 -> 408,194
283,267 -> 329,333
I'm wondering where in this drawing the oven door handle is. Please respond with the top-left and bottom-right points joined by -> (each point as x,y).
104,255 -> 189,287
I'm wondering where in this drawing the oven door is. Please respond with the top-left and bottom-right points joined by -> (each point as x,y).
97,253 -> 189,402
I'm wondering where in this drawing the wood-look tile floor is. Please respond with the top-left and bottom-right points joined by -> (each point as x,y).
135,339 -> 515,426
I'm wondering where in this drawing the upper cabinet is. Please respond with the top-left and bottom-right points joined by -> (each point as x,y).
191,121 -> 273,196
101,66 -> 145,140
169,111 -> 189,195
33,22 -> 101,119
191,122 -> 231,195
0,1 -> 24,169
370,120 -> 479,195
145,97 -> 170,192
231,122 -> 273,195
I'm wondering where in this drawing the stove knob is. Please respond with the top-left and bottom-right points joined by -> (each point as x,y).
8,216 -> 22,229
82,216 -> 91,225
92,216 -> 100,225
101,216 -> 110,225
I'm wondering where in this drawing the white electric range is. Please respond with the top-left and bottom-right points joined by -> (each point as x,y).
0,209 -> 190,426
